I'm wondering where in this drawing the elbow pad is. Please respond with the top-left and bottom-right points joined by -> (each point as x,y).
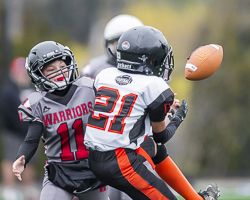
153,117 -> 180,144
153,128 -> 169,144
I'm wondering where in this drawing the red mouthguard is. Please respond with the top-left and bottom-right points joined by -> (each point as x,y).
57,77 -> 64,81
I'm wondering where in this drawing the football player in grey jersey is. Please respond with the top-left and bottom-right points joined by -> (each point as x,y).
84,26 -> 220,200
12,41 -> 109,200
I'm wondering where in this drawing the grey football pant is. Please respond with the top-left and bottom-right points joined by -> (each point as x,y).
40,167 -> 109,200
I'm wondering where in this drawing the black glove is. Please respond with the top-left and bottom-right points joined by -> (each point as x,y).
168,99 -> 188,123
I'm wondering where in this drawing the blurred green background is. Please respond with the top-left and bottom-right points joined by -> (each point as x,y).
0,0 -> 250,199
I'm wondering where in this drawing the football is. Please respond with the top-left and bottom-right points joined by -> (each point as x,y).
185,44 -> 223,81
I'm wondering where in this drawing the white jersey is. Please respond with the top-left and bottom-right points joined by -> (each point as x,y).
18,77 -> 95,163
84,68 -> 174,151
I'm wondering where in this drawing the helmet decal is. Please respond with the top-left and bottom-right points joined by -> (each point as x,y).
121,41 -> 130,50
138,55 -> 148,63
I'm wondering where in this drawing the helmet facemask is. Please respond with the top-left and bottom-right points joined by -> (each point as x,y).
38,59 -> 78,92
161,45 -> 174,81
106,38 -> 119,57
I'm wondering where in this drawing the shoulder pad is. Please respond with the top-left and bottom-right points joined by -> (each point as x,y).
18,91 -> 44,123
74,77 -> 94,88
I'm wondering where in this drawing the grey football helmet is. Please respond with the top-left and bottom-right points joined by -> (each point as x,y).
26,41 -> 79,92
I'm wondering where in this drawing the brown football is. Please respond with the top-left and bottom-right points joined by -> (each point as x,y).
185,44 -> 223,81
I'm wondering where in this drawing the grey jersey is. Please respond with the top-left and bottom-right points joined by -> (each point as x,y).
18,77 -> 95,163
81,54 -> 116,78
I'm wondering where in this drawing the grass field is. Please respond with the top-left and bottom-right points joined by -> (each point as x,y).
178,197 -> 250,200
0,178 -> 249,200
176,191 -> 250,200
0,196 -> 248,200
176,177 -> 250,200
176,192 -> 250,200
0,187 -> 249,200
0,192 -> 249,200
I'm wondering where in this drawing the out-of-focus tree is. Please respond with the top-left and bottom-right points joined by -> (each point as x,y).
1,0 -> 249,178
122,0 -> 207,98
122,0 -> 208,175
0,0 -> 25,84
185,0 -> 250,176
0,0 -> 125,79
0,0 -> 125,179
123,0 -> 250,177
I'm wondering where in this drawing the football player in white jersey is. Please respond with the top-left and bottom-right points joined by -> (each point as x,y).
12,41 -> 109,200
82,14 -> 144,200
84,26 -> 220,200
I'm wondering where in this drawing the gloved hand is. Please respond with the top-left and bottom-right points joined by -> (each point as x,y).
168,99 -> 188,123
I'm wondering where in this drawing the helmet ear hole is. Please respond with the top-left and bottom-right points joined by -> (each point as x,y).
63,56 -> 71,66
153,59 -> 160,67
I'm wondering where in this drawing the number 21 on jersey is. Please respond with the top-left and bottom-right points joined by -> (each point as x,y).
87,86 -> 137,134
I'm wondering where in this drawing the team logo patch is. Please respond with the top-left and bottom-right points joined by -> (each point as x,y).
121,41 -> 130,50
43,106 -> 51,112
115,75 -> 133,85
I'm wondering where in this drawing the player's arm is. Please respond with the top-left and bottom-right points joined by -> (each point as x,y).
12,121 -> 43,181
150,99 -> 188,144
16,121 -> 43,164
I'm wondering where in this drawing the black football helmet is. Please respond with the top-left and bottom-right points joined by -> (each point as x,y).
25,41 -> 79,91
116,26 -> 174,80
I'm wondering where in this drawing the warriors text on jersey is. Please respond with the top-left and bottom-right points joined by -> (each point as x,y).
18,77 -> 95,163
84,68 -> 174,151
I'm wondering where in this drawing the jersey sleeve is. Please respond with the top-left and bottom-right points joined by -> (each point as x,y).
75,76 -> 94,87
18,92 -> 44,124
144,78 -> 174,122
16,122 -> 43,166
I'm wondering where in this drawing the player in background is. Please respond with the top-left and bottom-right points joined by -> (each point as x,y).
12,41 -> 109,200
84,26 -> 220,200
81,14 -> 143,78
0,57 -> 39,200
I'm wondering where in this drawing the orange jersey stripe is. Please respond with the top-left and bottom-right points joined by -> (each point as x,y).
115,148 -> 169,200
135,146 -> 156,170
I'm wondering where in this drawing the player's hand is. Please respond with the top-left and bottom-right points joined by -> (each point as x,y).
166,93 -> 179,123
12,155 -> 25,181
168,99 -> 188,123
170,93 -> 180,112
